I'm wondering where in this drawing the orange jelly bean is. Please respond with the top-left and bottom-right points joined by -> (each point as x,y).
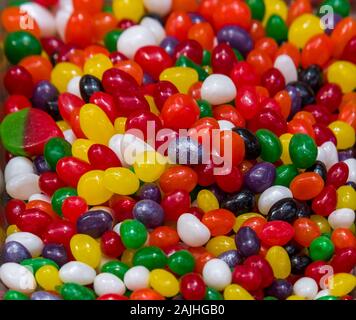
293,218 -> 321,247
290,172 -> 324,200
201,209 -> 235,236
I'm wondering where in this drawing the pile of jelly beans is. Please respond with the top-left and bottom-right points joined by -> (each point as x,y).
0,0 -> 356,301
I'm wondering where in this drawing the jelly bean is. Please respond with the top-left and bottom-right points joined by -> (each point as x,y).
133,151 -> 166,183
143,0 -> 172,16
244,162 -> 276,194
292,277 -> 318,300
70,234 -> 101,268
336,185 -> 356,210
6,232 -> 44,258
124,265 -> 150,291
217,25 -> 253,57
311,185 -> 337,217
328,120 -> 356,150
167,250 -> 195,276
255,129 -> 282,163
196,190 -> 219,212
104,167 -> 140,195
0,262 -> 36,294
35,265 -> 62,291
328,273 -> 356,297
149,269 -> 179,298
203,259 -> 231,291
293,218 -> 321,247
258,186 -> 293,216
289,133 -> 317,169
130,288 -> 164,300
133,246 -> 167,270
94,273 -> 125,297
265,246 -> 291,279
201,209 -> 235,237
327,61 -> 356,94
260,221 -> 294,246
222,190 -> 255,216
179,273 -> 205,300
205,235 -> 236,257
290,172 -> 324,200
132,199 -> 164,228
309,235 -> 335,261
59,283 -> 96,300
177,214 -> 210,247
2,241 -> 31,264
42,244 -> 68,267
328,208 -> 355,230
76,210 -> 113,238
51,62 -> 83,93
235,227 -> 260,257
137,183 -> 161,203
120,219 -> 147,249
224,284 -> 254,300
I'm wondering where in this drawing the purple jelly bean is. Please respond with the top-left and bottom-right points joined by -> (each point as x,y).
31,80 -> 59,111
266,279 -> 293,300
217,25 -> 253,57
76,210 -> 113,238
286,85 -> 302,120
132,199 -> 164,228
235,227 -> 261,257
31,291 -> 62,300
33,155 -> 52,174
218,250 -> 243,268
42,243 -> 68,267
160,36 -> 180,57
137,183 -> 162,203
338,147 -> 355,162
244,162 -> 276,194
2,241 -> 31,263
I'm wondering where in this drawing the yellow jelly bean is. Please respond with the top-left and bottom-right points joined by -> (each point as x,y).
56,120 -> 70,132
310,215 -> 331,234
205,236 -> 236,257
51,62 -> 82,93
80,104 -> 115,145
286,295 -> 306,300
265,246 -> 291,279
35,265 -> 62,291
133,151 -> 167,183
77,170 -> 113,206
197,189 -> 219,212
288,14 -> 323,49
6,224 -> 20,236
328,120 -> 356,150
112,0 -> 145,23
233,213 -> 262,233
145,95 -> 160,116
83,54 -> 113,80
114,117 -> 127,134
279,133 -> 293,165
336,185 -> 356,210
263,0 -> 288,26
70,234 -> 101,268
72,139 -> 95,163
121,249 -> 136,267
159,67 -> 199,94
149,269 -> 180,298
104,167 -> 140,195
224,284 -> 255,300
328,273 -> 356,297
327,61 -> 356,93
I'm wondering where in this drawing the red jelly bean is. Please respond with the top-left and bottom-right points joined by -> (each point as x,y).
260,221 -> 295,246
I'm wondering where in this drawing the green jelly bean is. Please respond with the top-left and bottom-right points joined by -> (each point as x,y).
59,283 -> 96,300
104,29 -> 123,52
44,137 -> 72,170
319,0 -> 350,18
289,133 -> 317,169
266,15 -> 288,44
168,250 -> 195,276
5,31 -> 42,65
101,261 -> 129,280
317,295 -> 339,300
51,187 -> 78,216
202,50 -> 211,66
133,246 -> 167,270
3,290 -> 29,300
197,100 -> 213,118
246,0 -> 266,21
264,296 -> 278,300
21,258 -> 59,273
205,287 -> 224,300
274,164 -> 299,187
256,129 -> 282,163
120,219 -> 147,249
176,55 -> 208,81
309,236 -> 335,261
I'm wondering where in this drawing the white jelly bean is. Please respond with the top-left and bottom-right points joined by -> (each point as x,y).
0,262 -> 36,294
4,156 -> 34,183
94,273 -> 126,296
117,25 -> 157,59
202,258 -> 232,291
6,232 -> 44,257
55,9 -> 72,41
59,261 -> 96,285
6,173 -> 40,201
63,129 -> 76,144
293,277 -> 318,300
317,141 -> 338,170
57,0 -> 73,12
124,266 -> 150,291
177,213 -> 211,247
274,54 -> 297,84
28,193 -> 51,203
143,0 -> 172,16
66,76 -> 81,97
314,289 -> 330,300
21,3 -> 56,37
328,208 -> 355,229
218,120 -> 235,130
258,186 -> 293,215
343,158 -> 356,184
140,17 -> 166,44
201,74 -> 237,105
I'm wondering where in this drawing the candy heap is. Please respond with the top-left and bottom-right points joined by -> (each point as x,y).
1,0 -> 356,301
